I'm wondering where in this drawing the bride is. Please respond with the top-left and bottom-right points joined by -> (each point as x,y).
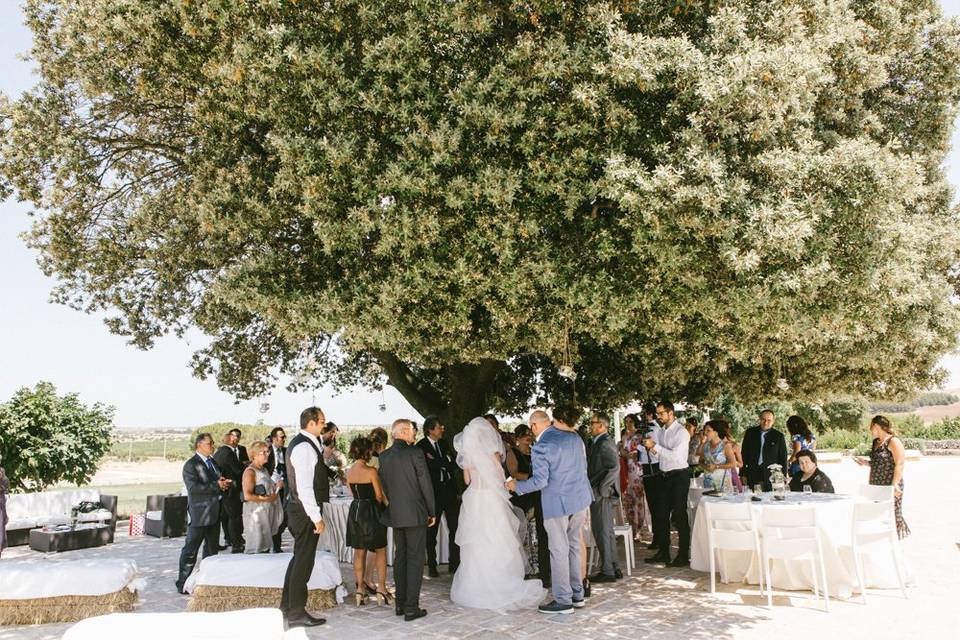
450,417 -> 545,611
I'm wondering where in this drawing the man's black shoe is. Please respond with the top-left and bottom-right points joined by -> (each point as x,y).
231,546 -> 244,554
667,556 -> 690,568
404,608 -> 428,622
644,553 -> 670,565
614,568 -> 623,579
287,615 -> 325,628
427,565 -> 439,578
582,578 -> 591,598
589,573 -> 617,583
217,544 -> 229,551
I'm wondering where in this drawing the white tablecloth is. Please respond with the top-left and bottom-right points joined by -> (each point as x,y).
0,558 -> 142,599
322,497 -> 449,566
690,492 -> 910,598
62,608 -> 305,640
183,551 -> 344,599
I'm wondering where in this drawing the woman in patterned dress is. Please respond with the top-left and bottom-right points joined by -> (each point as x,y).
618,413 -> 647,541
700,420 -> 735,491
855,415 -> 910,539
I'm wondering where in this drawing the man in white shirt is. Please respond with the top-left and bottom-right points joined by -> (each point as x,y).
642,401 -> 691,568
279,407 -> 328,628
267,427 -> 287,552
637,404 -> 665,551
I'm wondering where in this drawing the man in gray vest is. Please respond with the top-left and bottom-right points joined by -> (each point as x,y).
279,407 -> 329,628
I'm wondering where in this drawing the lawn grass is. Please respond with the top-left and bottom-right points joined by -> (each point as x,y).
82,482 -> 184,519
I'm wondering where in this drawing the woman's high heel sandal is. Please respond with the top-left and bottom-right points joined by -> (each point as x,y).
375,590 -> 393,606
364,581 -> 378,596
355,591 -> 367,606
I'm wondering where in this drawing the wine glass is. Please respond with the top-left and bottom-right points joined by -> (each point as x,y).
802,485 -> 813,495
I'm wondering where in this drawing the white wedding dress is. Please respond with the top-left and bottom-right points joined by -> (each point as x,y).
450,418 -> 545,611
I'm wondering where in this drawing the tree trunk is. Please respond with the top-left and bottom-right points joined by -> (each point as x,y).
373,352 -> 506,438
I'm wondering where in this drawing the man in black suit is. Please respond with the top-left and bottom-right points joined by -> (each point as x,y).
416,416 -> 461,576
176,433 -> 230,593
267,426 -> 288,552
228,428 -> 250,466
213,430 -> 245,552
379,418 -> 436,622
587,413 -> 621,582
280,407 -> 329,628
740,409 -> 789,491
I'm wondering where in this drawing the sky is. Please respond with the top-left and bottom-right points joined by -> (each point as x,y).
3,2 -> 960,429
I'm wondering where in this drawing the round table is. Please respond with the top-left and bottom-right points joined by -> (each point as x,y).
320,497 -> 449,567
689,492 -> 909,598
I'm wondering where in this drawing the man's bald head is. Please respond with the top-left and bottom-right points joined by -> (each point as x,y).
528,410 -> 551,437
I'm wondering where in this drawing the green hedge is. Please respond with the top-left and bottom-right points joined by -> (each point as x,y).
814,416 -> 960,451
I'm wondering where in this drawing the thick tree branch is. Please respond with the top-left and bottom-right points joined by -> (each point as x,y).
372,350 -> 447,414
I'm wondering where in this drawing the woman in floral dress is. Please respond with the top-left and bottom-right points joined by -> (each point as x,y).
700,420 -> 736,491
618,413 -> 647,540
856,415 -> 910,539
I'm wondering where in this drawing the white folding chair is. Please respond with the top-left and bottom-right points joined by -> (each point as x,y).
859,484 -> 895,502
586,497 -> 635,576
614,496 -> 634,575
703,501 -> 762,595
760,506 -> 830,611
851,500 -> 908,603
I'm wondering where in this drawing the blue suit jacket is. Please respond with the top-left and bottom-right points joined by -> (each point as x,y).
515,426 -> 592,519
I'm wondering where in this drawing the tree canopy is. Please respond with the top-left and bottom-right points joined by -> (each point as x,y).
3,0 -> 960,432
0,382 -> 114,492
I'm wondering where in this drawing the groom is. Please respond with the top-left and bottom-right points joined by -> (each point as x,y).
507,407 -> 592,614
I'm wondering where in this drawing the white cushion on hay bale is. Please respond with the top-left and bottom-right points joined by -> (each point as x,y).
0,558 -> 142,625
62,608 -> 307,640
183,550 -> 346,611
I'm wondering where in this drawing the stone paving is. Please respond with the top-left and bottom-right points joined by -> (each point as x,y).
3,457 -> 958,640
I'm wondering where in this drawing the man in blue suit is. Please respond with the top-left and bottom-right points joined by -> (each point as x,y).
176,433 -> 231,593
507,406 -> 592,614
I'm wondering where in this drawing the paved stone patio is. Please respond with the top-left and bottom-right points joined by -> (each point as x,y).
3,458 -> 958,640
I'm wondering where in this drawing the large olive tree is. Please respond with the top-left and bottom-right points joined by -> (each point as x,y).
3,1 -> 960,434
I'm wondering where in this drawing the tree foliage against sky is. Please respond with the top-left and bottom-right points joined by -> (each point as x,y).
2,1 -> 960,431
0,382 -> 114,491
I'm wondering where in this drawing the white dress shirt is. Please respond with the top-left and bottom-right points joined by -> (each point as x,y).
655,420 -> 690,472
288,431 -> 324,523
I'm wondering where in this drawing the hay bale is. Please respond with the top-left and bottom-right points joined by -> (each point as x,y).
187,585 -> 337,613
0,588 -> 137,625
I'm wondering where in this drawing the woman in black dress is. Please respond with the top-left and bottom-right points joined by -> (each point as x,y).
789,450 -> 835,493
345,435 -> 390,605
855,415 -> 910,538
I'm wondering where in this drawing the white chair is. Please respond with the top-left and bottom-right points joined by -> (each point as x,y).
760,506 -> 830,611
703,501 -> 763,594
614,497 -> 635,575
851,500 -> 908,603
859,485 -> 895,502
586,498 -> 634,576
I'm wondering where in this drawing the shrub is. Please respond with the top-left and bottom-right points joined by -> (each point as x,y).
816,428 -> 870,451
0,382 -> 114,492
914,392 -> 959,407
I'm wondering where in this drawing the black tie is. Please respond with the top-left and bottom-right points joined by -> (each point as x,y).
435,441 -> 447,482
205,458 -> 216,475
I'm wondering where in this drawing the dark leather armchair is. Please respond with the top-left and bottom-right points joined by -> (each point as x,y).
144,494 -> 187,538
